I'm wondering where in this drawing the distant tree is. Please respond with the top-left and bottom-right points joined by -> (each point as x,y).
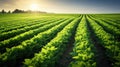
1,9 -> 6,13
11,9 -> 47,13
8,10 -> 11,13
12,9 -> 24,13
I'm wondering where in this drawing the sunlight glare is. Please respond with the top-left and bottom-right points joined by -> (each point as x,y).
30,4 -> 39,11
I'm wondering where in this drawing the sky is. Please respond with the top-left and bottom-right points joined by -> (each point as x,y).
0,0 -> 120,13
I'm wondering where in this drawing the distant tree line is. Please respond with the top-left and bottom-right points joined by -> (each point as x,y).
0,9 -> 47,14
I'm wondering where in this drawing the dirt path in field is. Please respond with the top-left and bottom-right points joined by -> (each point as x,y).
56,38 -> 74,67
86,18 -> 112,67
55,19 -> 80,67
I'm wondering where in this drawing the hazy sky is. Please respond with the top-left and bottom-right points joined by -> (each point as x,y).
0,0 -> 120,13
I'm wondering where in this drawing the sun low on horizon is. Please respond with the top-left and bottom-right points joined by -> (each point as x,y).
0,0 -> 120,13
30,4 -> 40,11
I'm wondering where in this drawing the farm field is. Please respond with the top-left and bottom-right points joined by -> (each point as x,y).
0,13 -> 120,67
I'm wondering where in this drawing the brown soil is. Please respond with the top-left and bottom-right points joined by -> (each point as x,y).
56,19 -> 80,67
86,17 -> 112,67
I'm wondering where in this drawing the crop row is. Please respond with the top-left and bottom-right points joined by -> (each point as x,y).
0,18 -> 62,41
0,18 -> 48,33
87,16 -> 120,67
0,18 -> 74,67
0,17 -> 43,31
0,18 -> 67,53
90,16 -> 120,37
0,17 -> 62,33
23,17 -> 81,67
69,16 -> 96,67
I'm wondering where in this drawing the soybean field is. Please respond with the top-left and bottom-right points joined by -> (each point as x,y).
0,14 -> 120,67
